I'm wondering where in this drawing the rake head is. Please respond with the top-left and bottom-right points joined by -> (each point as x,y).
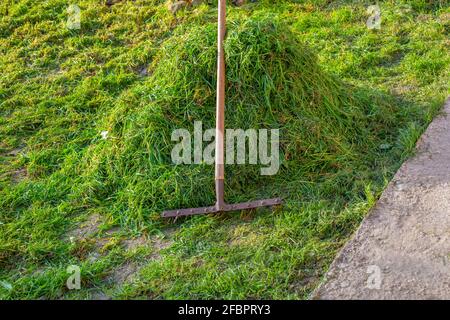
162,197 -> 283,218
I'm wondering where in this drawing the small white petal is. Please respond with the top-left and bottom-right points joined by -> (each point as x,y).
0,280 -> 12,291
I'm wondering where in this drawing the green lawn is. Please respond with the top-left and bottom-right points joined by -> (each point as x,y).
0,0 -> 449,299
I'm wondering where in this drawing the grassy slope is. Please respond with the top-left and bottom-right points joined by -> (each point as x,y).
0,0 -> 449,299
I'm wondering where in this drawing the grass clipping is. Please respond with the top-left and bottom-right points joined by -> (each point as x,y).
83,16 -> 398,225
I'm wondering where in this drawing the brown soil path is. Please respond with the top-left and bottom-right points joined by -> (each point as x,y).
313,98 -> 450,299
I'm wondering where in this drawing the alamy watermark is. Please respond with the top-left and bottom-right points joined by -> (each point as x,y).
67,4 -> 81,30
171,121 -> 280,176
366,265 -> 382,290
366,4 -> 381,30
66,265 -> 81,290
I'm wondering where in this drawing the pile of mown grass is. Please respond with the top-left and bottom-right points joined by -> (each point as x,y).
76,15 -> 399,226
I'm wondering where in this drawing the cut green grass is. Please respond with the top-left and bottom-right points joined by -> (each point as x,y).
0,0 -> 449,299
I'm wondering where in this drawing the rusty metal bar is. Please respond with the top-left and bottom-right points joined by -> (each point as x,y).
162,197 -> 283,218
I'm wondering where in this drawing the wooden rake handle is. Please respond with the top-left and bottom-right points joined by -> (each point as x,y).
215,0 -> 226,209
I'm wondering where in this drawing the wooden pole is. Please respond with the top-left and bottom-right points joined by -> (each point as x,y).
215,0 -> 226,210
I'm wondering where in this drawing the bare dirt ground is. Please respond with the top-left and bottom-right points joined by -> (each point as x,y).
313,98 -> 450,300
